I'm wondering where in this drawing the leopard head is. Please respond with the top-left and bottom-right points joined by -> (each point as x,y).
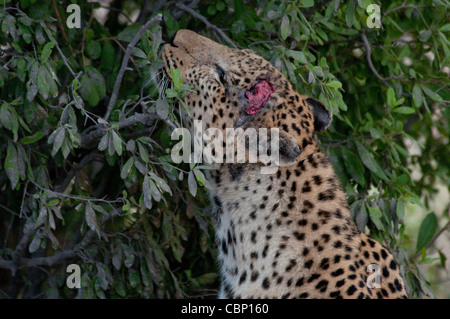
160,29 -> 332,169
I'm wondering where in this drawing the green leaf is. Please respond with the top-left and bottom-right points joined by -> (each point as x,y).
188,171 -> 197,197
131,47 -> 147,59
114,277 -> 126,297
355,203 -> 368,232
393,107 -> 415,114
40,42 -> 54,63
138,142 -> 149,163
368,206 -> 384,231
396,200 -> 405,221
117,23 -> 141,42
267,10 -> 279,20
156,98 -> 169,120
143,175 -> 153,210
421,86 -> 442,102
412,84 -> 423,107
341,147 -> 366,187
87,66 -> 106,100
149,179 -> 161,202
121,157 -> 134,180
98,133 -> 109,151
286,49 -> 307,64
122,243 -> 135,268
395,174 -> 410,186
111,130 -> 123,156
85,203 -> 99,235
216,1 -> 226,11
438,250 -> 447,268
86,40 -> 102,59
165,88 -> 178,98
369,127 -> 382,140
326,80 -> 342,89
5,141 -> 19,189
107,131 -> 116,157
19,131 -> 44,145
112,244 -> 123,270
47,199 -> 59,207
17,59 -> 27,82
140,258 -> 151,286
193,168 -> 206,187
416,212 -> 437,252
29,233 -> 41,254
301,0 -> 314,7
149,172 -> 172,195
170,67 -> 182,89
345,0 -> 355,28
100,40 -> 115,71
37,64 -> 50,99
128,268 -> 140,288
0,103 -> 14,133
207,5 -> 217,15
51,127 -> 66,156
419,30 -> 432,42
79,66 -> 106,106
280,14 -> 290,40
356,142 -> 389,181
386,87 -> 395,107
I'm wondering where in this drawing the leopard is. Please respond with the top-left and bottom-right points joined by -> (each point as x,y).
160,29 -> 408,299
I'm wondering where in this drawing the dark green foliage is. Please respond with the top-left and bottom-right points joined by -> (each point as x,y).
0,0 -> 448,298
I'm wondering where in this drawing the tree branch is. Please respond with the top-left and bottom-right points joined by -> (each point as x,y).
361,33 -> 392,88
10,221 -> 38,275
80,110 -> 158,149
175,2 -> 237,49
0,209 -> 120,271
103,14 -> 163,121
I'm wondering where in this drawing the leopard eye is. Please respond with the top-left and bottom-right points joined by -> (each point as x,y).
215,64 -> 227,85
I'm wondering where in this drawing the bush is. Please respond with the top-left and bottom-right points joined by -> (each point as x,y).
0,0 -> 448,298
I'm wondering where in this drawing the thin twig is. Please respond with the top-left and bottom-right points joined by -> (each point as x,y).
361,33 -> 391,88
51,0 -> 73,55
383,3 -> 432,30
41,22 -> 79,80
383,4 -> 430,18
248,40 -> 278,49
80,110 -> 158,149
0,203 -> 19,216
32,181 -> 124,205
103,14 -> 163,121
175,2 -> 237,49
308,35 -> 360,47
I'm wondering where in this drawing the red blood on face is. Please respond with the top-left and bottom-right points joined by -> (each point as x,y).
244,80 -> 274,115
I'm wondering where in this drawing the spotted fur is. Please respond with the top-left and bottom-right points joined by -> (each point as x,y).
161,30 -> 407,299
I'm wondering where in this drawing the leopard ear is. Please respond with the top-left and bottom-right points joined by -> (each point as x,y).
306,98 -> 332,132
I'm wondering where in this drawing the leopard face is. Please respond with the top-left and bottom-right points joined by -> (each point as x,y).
161,30 -> 332,171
